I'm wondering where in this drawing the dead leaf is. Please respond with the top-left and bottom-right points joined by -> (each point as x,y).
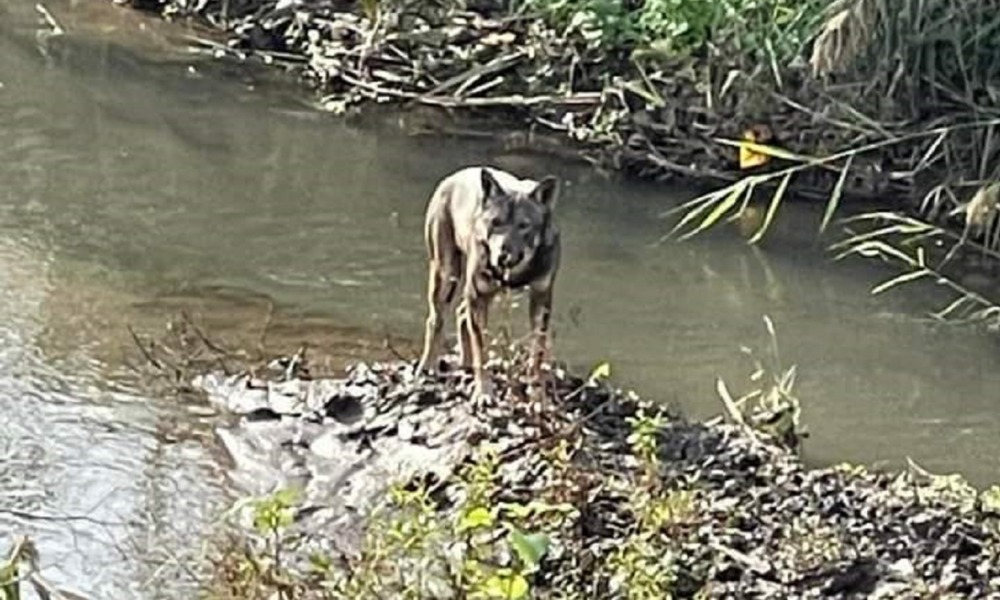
739,125 -> 774,170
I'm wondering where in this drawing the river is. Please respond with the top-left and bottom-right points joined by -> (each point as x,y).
2,0 -> 1000,597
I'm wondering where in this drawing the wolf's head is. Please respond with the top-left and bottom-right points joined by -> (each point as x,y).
475,168 -> 559,277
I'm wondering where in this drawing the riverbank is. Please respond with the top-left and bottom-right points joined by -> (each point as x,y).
151,322 -> 1000,599
6,306 -> 1000,599
116,0 -> 1000,233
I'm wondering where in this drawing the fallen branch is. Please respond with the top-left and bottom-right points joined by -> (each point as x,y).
127,324 -> 163,370
338,72 -> 601,109
424,50 -> 527,98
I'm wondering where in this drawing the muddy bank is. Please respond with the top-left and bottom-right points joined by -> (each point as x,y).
194,344 -> 1000,599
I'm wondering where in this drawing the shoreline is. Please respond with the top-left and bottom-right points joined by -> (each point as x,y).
188,339 -> 1000,599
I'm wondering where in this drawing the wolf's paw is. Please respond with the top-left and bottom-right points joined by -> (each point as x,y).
471,378 -> 494,405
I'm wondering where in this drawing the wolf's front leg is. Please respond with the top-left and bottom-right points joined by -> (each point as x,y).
528,286 -> 553,381
463,294 -> 493,402
417,263 -> 451,375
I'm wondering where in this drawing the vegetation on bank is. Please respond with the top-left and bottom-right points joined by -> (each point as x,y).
211,447 -> 1000,600
185,318 -> 1000,598
114,0 -> 1000,329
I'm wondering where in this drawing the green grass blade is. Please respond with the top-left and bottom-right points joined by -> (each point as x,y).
933,295 -> 970,320
659,187 -> 731,219
664,200 -> 719,240
679,180 -> 747,240
730,178 -> 758,221
748,172 -> 792,244
663,186 -> 741,240
829,223 -> 935,252
0,557 -> 19,600
819,155 -> 853,235
832,240 -> 917,264
870,268 -> 931,295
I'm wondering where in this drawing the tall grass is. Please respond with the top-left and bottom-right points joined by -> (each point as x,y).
519,0 -> 826,68
662,0 -> 1000,324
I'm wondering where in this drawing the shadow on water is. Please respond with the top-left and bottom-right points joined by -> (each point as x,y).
3,0 -> 1000,596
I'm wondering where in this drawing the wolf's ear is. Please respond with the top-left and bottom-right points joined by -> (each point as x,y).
531,176 -> 560,209
480,168 -> 502,205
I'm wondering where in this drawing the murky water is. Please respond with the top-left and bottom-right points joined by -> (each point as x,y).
3,0 -> 1000,597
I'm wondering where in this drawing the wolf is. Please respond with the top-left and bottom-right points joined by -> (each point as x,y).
415,166 -> 562,401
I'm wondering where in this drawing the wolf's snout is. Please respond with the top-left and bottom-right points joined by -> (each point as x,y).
498,247 -> 522,268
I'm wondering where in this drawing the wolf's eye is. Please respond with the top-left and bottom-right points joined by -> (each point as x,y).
518,221 -> 531,231
491,218 -> 505,229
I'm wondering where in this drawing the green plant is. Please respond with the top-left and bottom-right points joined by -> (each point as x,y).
251,488 -> 300,576
523,0 -> 824,64
714,315 -> 806,449
220,488 -> 303,600
523,0 -> 643,51
608,411 -> 688,600
1,544 -> 20,600
1,538 -> 42,600
634,0 -> 721,56
608,533 -> 677,600
323,448 -> 563,599
643,489 -> 698,532
626,407 -> 667,483
455,450 -> 561,600
469,527 -> 550,600
982,485 -> 1000,515
712,0 -> 826,69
